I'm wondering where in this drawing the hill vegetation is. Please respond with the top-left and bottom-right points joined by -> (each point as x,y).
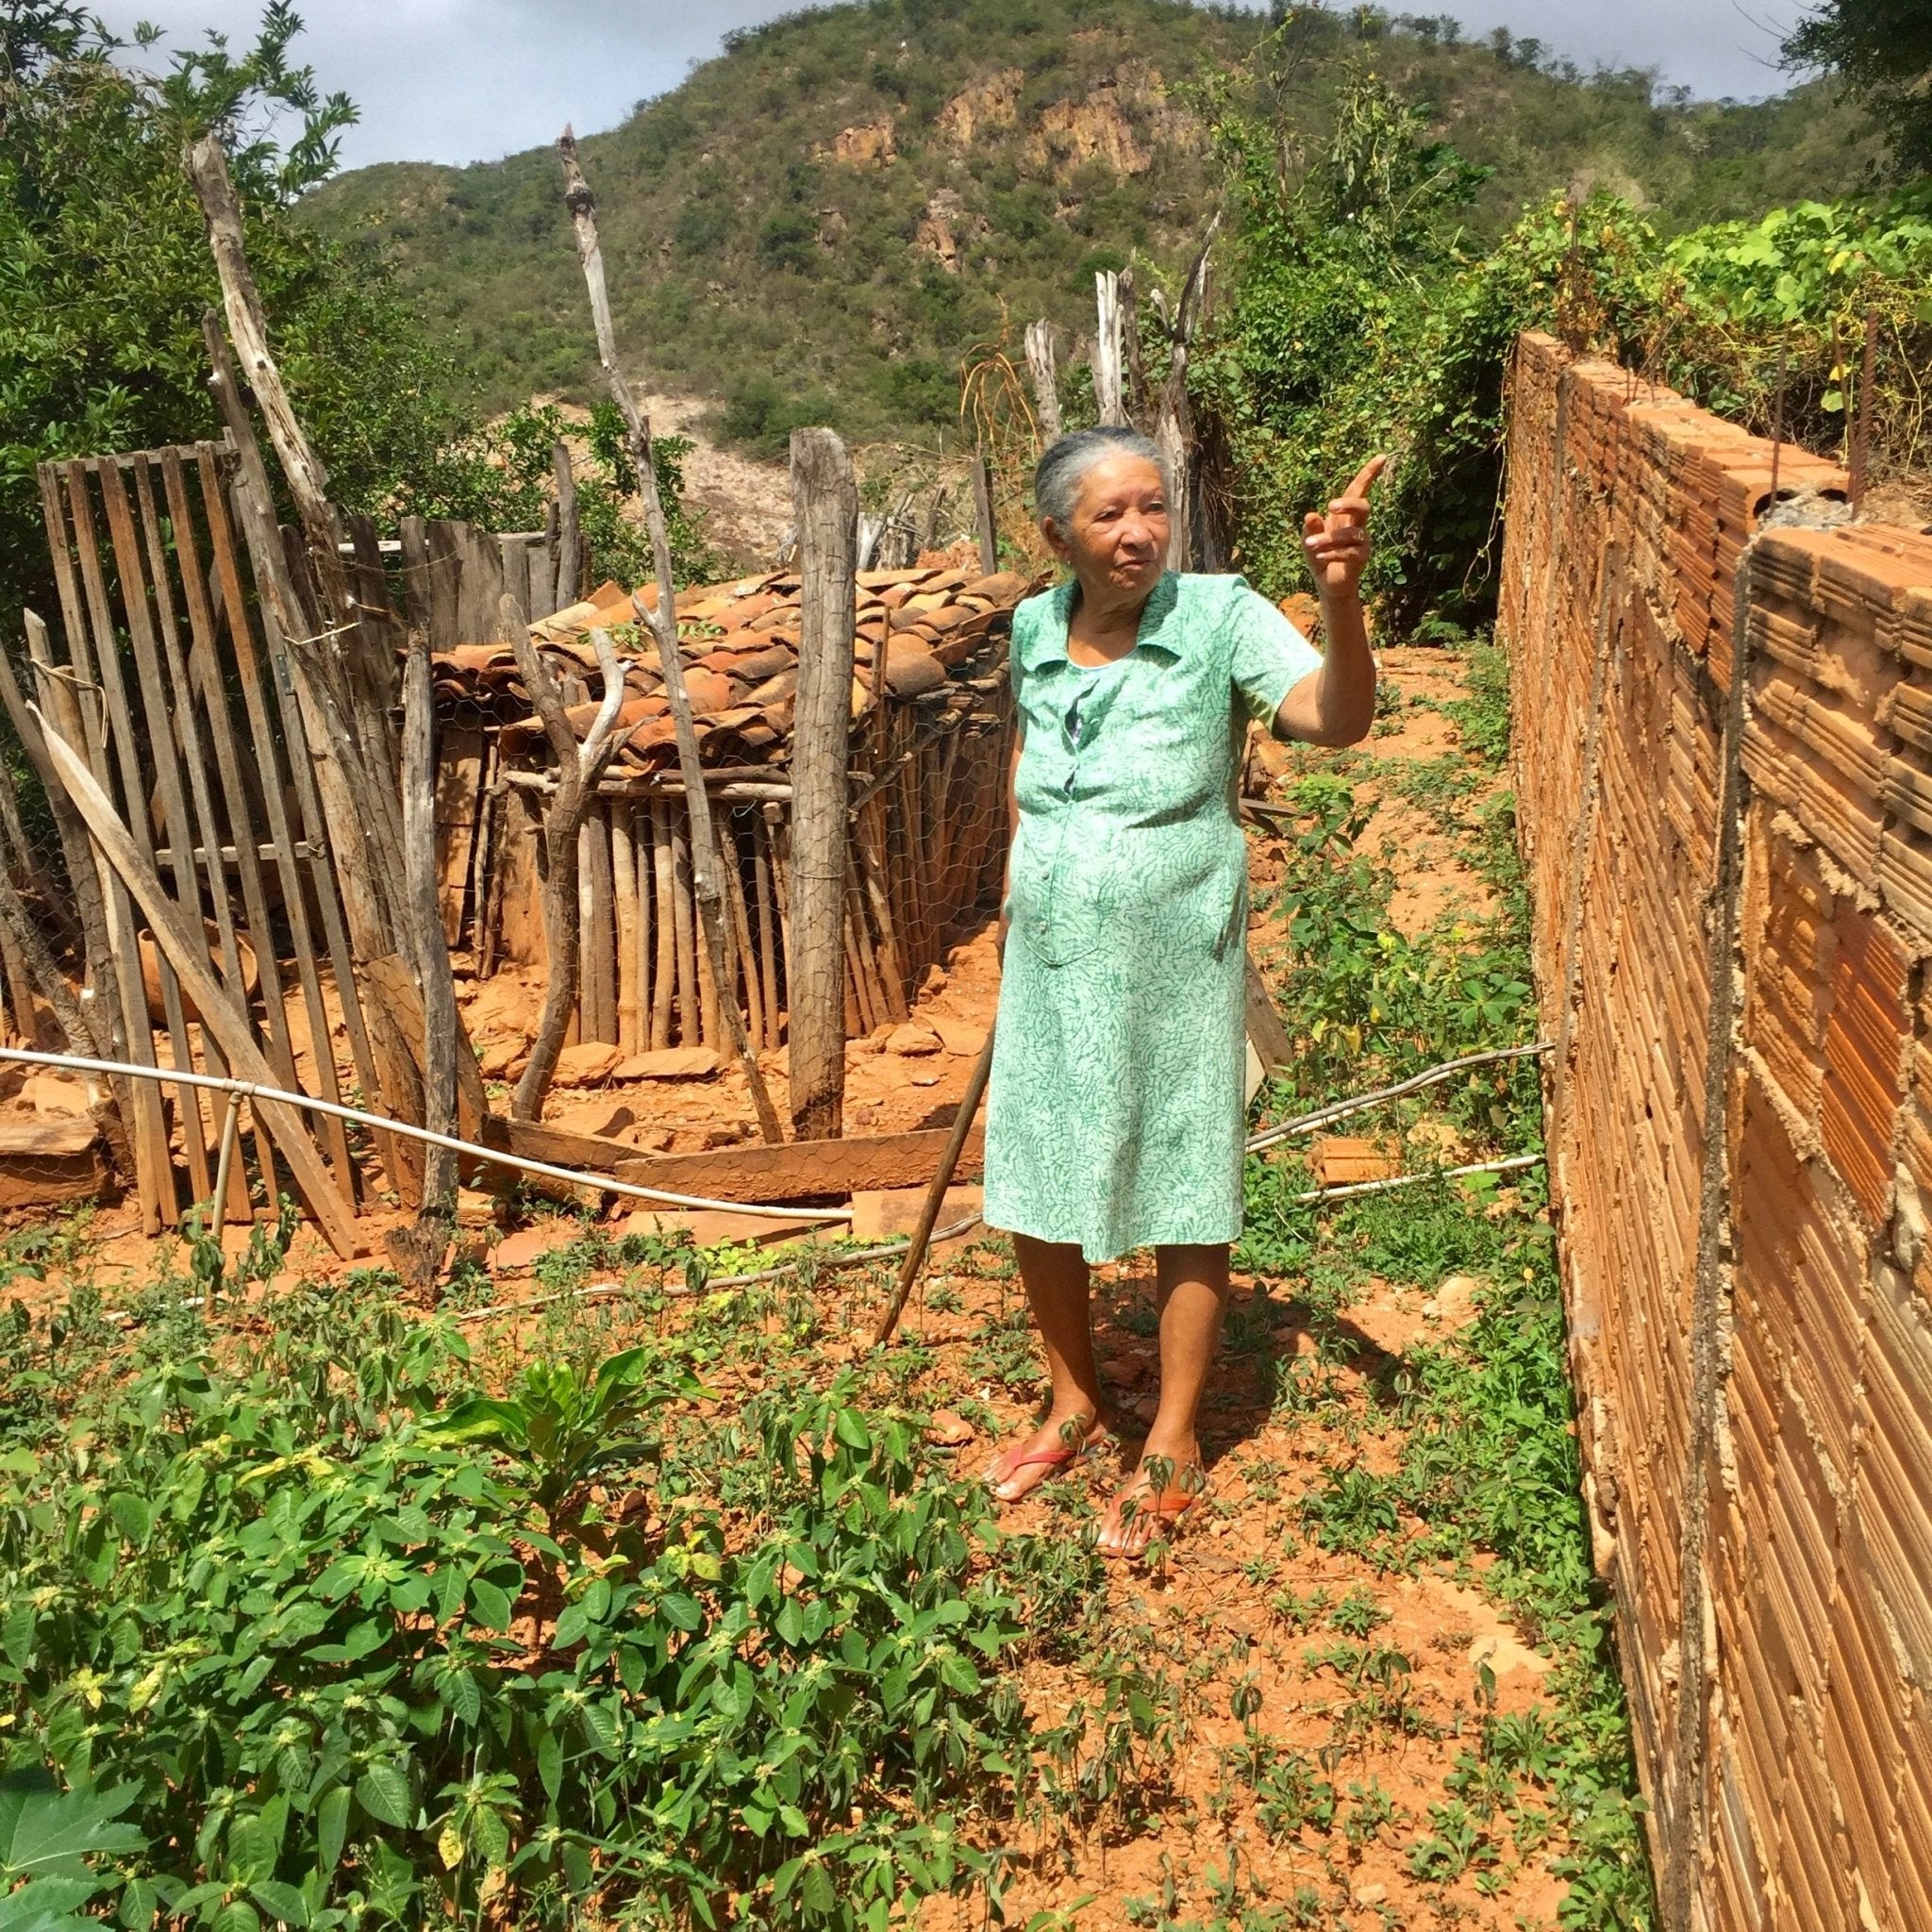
300,0 -> 1886,449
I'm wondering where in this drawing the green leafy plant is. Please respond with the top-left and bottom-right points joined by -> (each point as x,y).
421,1344 -> 701,1529
0,1769 -> 144,1932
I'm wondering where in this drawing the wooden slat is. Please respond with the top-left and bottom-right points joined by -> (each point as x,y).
671,809 -> 697,1046
615,1123 -> 987,1203
143,453 -> 269,1216
38,723 -> 362,1257
46,464 -> 174,1224
196,457 -> 364,1198
96,458 -> 216,1205
720,811 -> 764,1055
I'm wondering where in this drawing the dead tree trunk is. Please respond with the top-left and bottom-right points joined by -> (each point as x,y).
1024,321 -> 1063,444
1119,265 -> 1152,429
1092,270 -> 1127,427
508,612 -> 634,1122
788,427 -> 858,1141
557,123 -> 784,1144
1153,213 -> 1223,574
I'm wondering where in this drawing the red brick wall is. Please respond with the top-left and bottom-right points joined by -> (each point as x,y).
1501,331 -> 1932,1929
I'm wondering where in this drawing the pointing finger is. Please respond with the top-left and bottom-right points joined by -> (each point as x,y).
1345,454 -> 1390,501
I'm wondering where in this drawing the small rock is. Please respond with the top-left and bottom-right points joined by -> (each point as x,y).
909,1073 -> 941,1087
491,1224 -> 582,1272
456,1188 -> 503,1229
931,1015 -> 986,1058
700,1123 -> 752,1149
925,1408 -> 974,1447
616,1046 -> 723,1081
1129,1395 -> 1160,1425
555,1041 -> 623,1087
24,1074 -> 91,1118
886,1023 -> 941,1057
476,1037 -> 524,1081
920,966 -> 949,996
552,1101 -> 636,1141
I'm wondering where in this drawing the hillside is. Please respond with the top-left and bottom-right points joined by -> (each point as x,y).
300,0 -> 1884,448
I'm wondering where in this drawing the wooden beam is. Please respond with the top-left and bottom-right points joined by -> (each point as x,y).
613,1122 -> 987,1204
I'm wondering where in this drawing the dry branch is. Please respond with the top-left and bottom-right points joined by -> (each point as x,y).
557,123 -> 784,1145
507,608 -> 635,1121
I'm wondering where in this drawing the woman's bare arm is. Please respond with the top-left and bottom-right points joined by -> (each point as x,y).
1274,455 -> 1386,748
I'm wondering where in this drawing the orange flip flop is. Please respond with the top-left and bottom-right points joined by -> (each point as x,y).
1097,1462 -> 1207,1558
984,1413 -> 1109,1504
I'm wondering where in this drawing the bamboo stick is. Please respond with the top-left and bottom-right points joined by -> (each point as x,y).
671,810 -> 697,1047
719,813 -> 764,1054
650,802 -> 675,1051
586,802 -> 617,1042
613,804 -> 640,1052
845,850 -> 887,1035
855,798 -> 910,1020
752,808 -> 781,1052
641,811 -> 664,1066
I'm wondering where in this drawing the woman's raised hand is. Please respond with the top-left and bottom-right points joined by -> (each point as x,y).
1303,455 -> 1389,594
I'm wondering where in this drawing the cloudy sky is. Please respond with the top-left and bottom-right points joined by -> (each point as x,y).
95,0 -> 1816,174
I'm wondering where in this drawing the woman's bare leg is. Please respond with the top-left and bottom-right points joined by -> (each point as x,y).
986,1233 -> 1111,1503
1098,1241 -> 1228,1555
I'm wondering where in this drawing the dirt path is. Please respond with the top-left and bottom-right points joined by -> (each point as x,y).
0,642 -> 1641,1928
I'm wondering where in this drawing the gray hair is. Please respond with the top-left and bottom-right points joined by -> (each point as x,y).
1033,426 -> 1168,529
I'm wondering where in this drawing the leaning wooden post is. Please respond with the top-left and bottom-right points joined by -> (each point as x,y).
874,1023 -> 996,1346
789,428 -> 858,1141
557,123 -> 784,1145
1024,320 -> 1063,444
971,451 -> 999,576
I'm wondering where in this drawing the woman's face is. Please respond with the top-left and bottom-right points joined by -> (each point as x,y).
1042,454 -> 1171,602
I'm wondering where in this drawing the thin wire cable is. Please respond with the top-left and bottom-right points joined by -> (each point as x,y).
1244,1040 -> 1553,1152
450,1214 -> 988,1326
1287,1152 -> 1542,1206
0,1045 -> 851,1224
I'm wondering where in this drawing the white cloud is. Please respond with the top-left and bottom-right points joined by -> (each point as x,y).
92,0 -> 1818,174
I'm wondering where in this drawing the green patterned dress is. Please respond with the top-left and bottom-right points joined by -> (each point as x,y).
984,571 -> 1322,1261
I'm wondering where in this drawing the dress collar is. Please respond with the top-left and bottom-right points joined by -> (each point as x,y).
1028,571 -> 1182,670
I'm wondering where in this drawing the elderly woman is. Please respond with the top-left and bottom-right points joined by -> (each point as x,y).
982,425 -> 1385,1558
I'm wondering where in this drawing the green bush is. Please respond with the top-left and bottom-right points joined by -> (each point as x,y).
0,1287 -> 1031,1930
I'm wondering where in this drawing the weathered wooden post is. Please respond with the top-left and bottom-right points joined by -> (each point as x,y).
972,450 -> 998,576
1024,319 -> 1063,443
788,427 -> 858,1141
